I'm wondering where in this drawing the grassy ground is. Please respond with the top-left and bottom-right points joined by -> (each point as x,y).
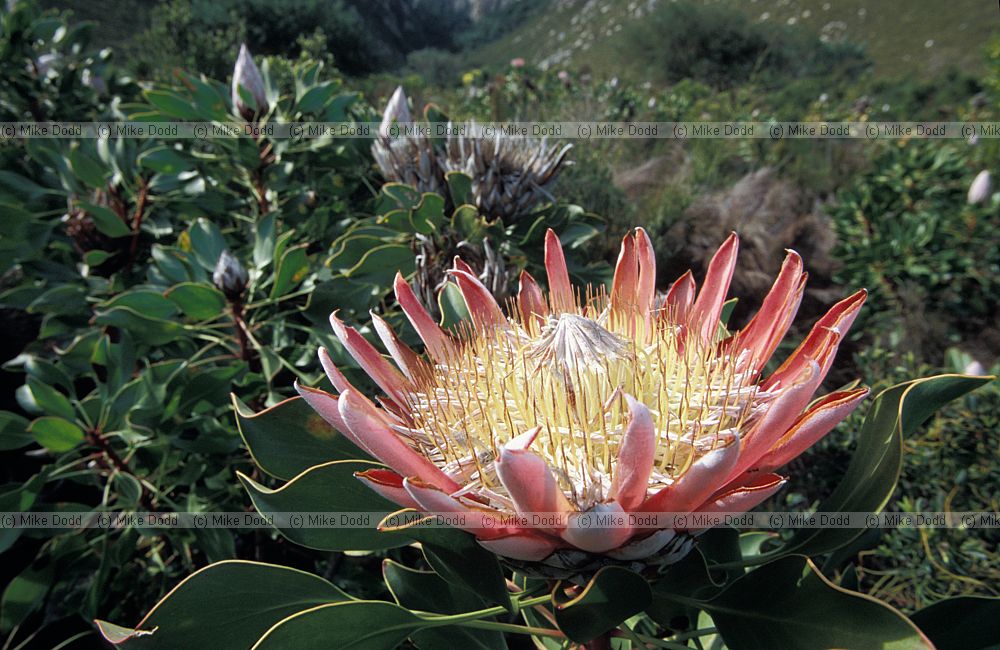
470,0 -> 998,80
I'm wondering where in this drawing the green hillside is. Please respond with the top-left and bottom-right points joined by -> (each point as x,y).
470,0 -> 998,79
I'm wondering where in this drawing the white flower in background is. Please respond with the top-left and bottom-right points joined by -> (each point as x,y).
967,170 -> 992,205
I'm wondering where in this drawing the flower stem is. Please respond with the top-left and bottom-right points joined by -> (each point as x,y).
455,619 -> 566,639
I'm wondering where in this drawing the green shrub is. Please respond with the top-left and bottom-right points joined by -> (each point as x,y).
829,140 -> 1000,357
625,1 -> 869,89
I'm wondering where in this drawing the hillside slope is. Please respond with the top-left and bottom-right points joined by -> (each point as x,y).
470,0 -> 998,79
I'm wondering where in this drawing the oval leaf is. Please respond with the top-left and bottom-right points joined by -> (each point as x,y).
233,395 -> 370,480
705,556 -> 931,650
553,566 -> 652,643
253,601 -> 425,650
239,460 -> 410,551
96,560 -> 349,649
29,416 -> 84,452
910,596 -> 1000,650
165,282 -> 227,320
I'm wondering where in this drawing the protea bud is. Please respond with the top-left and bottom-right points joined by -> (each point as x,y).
371,87 -> 446,197
379,85 -> 412,139
213,250 -> 249,300
297,229 -> 868,577
231,44 -> 268,121
967,170 -> 992,205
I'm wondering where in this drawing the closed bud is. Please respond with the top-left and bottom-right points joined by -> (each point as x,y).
963,360 -> 987,376
967,170 -> 992,205
213,250 -> 249,300
231,44 -> 269,121
379,86 -> 411,139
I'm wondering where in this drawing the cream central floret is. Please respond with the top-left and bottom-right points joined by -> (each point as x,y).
398,300 -> 772,511
530,313 -> 631,377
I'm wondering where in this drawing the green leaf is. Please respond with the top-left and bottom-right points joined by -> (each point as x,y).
239,460 -> 411,551
187,219 -> 227,271
409,527 -> 512,612
438,282 -> 471,332
192,527 -> 237,564
26,284 -> 88,316
296,83 -> 336,113
0,560 -> 55,633
101,290 -> 179,320
68,147 -> 109,188
20,378 -> 75,420
143,90 -> 202,119
327,234 -> 388,272
910,596 -> 1000,650
93,307 -> 186,346
138,146 -> 193,174
305,277 -> 381,323
553,566 -> 652,643
446,171 -> 473,206
344,244 -> 414,285
80,201 -> 131,237
28,416 -> 84,452
96,560 -> 350,648
165,282 -> 227,320
760,374 -> 993,560
252,601 -> 426,650
411,193 -> 446,234
0,473 -> 44,553
452,204 -> 486,243
84,249 -> 115,266
254,213 -> 277,268
705,556 -> 931,650
383,561 -> 506,650
378,182 -> 422,211
647,540 -> 733,629
270,244 -> 310,298
233,395 -> 369,480
0,410 -> 33,450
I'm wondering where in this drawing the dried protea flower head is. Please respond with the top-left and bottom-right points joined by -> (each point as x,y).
440,130 -> 572,224
372,86 -> 567,314
231,43 -> 268,121
371,86 -> 572,224
298,229 -> 868,577
411,235 -> 515,321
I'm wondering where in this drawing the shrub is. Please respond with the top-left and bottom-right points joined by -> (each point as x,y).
625,1 -> 869,89
829,140 -> 1000,358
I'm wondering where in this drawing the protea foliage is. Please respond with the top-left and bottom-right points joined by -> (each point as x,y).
298,229 -> 868,575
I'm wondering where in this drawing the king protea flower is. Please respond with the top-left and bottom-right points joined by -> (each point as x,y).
297,229 -> 868,574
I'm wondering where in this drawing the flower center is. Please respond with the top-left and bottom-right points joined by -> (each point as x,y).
529,313 -> 630,377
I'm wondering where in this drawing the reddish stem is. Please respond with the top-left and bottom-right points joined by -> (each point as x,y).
252,139 -> 274,214
126,178 -> 150,269
86,429 -> 155,511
